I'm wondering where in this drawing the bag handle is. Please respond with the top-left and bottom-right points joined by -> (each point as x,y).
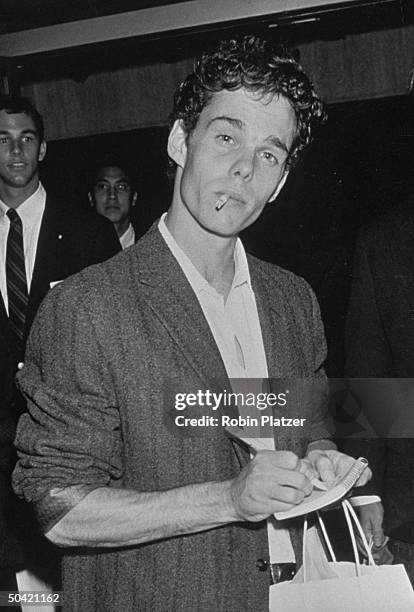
342,499 -> 376,570
302,500 -> 376,582
303,515 -> 337,582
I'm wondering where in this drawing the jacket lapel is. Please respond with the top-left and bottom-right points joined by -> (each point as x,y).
132,224 -> 229,391
0,293 -> 16,354
131,224 -> 249,466
250,259 -> 306,378
250,259 -> 308,455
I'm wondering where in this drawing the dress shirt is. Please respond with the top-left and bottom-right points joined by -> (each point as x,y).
159,213 -> 295,563
159,213 -> 267,379
0,183 -> 46,314
119,222 -> 135,250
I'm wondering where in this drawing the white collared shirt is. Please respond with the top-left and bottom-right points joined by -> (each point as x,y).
0,183 -> 46,313
119,223 -> 135,250
158,213 -> 267,379
158,213 -> 295,564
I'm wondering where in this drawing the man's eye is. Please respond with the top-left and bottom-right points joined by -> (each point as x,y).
260,151 -> 278,166
115,184 -> 129,192
216,134 -> 234,145
0,137 -> 9,144
22,136 -> 34,142
96,184 -> 109,191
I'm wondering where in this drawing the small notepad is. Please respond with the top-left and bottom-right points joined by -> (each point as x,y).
274,458 -> 368,520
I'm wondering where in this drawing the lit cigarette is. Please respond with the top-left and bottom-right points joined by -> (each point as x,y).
215,194 -> 228,211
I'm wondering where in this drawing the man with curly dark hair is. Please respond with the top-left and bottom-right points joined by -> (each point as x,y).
171,35 -> 325,168
13,35 -> 369,611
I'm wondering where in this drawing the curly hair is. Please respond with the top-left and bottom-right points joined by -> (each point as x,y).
170,35 -> 326,167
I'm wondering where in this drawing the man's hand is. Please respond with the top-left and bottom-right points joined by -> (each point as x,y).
229,450 -> 312,522
355,502 -> 393,563
357,501 -> 384,547
305,449 -> 372,488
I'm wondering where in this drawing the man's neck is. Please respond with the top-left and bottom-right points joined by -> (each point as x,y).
165,207 -> 236,299
0,179 -> 39,209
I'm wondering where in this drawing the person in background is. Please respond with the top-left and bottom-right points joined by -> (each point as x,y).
0,95 -> 120,606
89,164 -> 138,249
342,71 -> 414,582
344,202 -> 414,581
13,37 -> 369,611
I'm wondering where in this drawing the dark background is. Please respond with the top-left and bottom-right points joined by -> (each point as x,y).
40,93 -> 414,376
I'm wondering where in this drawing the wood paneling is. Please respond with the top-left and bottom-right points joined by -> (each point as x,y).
22,24 -> 414,140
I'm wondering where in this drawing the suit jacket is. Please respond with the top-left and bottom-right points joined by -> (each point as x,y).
0,193 -> 121,571
13,222 -> 332,611
345,199 -> 414,540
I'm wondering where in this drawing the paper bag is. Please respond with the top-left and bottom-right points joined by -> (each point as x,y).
270,500 -> 414,611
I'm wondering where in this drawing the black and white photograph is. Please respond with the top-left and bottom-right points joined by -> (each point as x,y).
1,1 -> 414,610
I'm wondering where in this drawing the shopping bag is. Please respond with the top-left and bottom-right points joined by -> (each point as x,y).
270,500 -> 414,611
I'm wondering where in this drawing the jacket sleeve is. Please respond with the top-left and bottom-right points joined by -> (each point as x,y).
12,277 -> 123,533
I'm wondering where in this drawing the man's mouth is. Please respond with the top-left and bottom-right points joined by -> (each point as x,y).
8,163 -> 26,170
228,194 -> 246,205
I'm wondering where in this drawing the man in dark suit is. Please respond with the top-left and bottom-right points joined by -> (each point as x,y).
13,37 -> 369,611
88,164 -> 138,249
345,199 -> 414,581
0,95 -> 120,600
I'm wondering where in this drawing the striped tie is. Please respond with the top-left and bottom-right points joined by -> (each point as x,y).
6,208 -> 28,341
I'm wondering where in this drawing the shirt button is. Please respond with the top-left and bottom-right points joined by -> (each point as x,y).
17,362 -> 24,370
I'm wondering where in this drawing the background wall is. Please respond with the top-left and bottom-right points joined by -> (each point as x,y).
22,24 -> 414,141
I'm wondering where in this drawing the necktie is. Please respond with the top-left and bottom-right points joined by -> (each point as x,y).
6,208 -> 28,341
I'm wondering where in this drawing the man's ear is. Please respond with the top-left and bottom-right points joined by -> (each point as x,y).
131,192 -> 138,207
88,192 -> 94,207
38,140 -> 47,162
167,120 -> 188,168
268,171 -> 288,203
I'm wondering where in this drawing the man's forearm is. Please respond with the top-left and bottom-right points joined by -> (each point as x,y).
46,480 -> 237,548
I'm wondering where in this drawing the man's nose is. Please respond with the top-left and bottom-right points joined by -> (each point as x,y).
229,150 -> 254,180
108,186 -> 117,199
10,139 -> 22,155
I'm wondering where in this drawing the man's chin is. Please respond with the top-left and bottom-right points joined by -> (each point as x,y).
6,175 -> 31,187
203,222 -> 241,240
104,212 -> 122,223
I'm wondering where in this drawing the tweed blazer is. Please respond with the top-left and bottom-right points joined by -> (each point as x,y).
14,222 -> 331,611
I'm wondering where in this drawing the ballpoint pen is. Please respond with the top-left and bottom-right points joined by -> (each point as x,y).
226,426 -> 329,491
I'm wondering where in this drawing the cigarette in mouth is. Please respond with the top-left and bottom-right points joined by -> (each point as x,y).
215,194 -> 228,211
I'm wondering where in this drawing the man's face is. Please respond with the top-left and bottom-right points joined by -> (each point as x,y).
0,110 -> 46,195
90,166 -> 136,226
169,87 -> 297,237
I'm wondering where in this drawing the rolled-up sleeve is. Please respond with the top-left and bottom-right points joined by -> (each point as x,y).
12,277 -> 123,532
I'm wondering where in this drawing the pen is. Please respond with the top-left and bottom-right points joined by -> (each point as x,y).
226,427 -> 328,491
